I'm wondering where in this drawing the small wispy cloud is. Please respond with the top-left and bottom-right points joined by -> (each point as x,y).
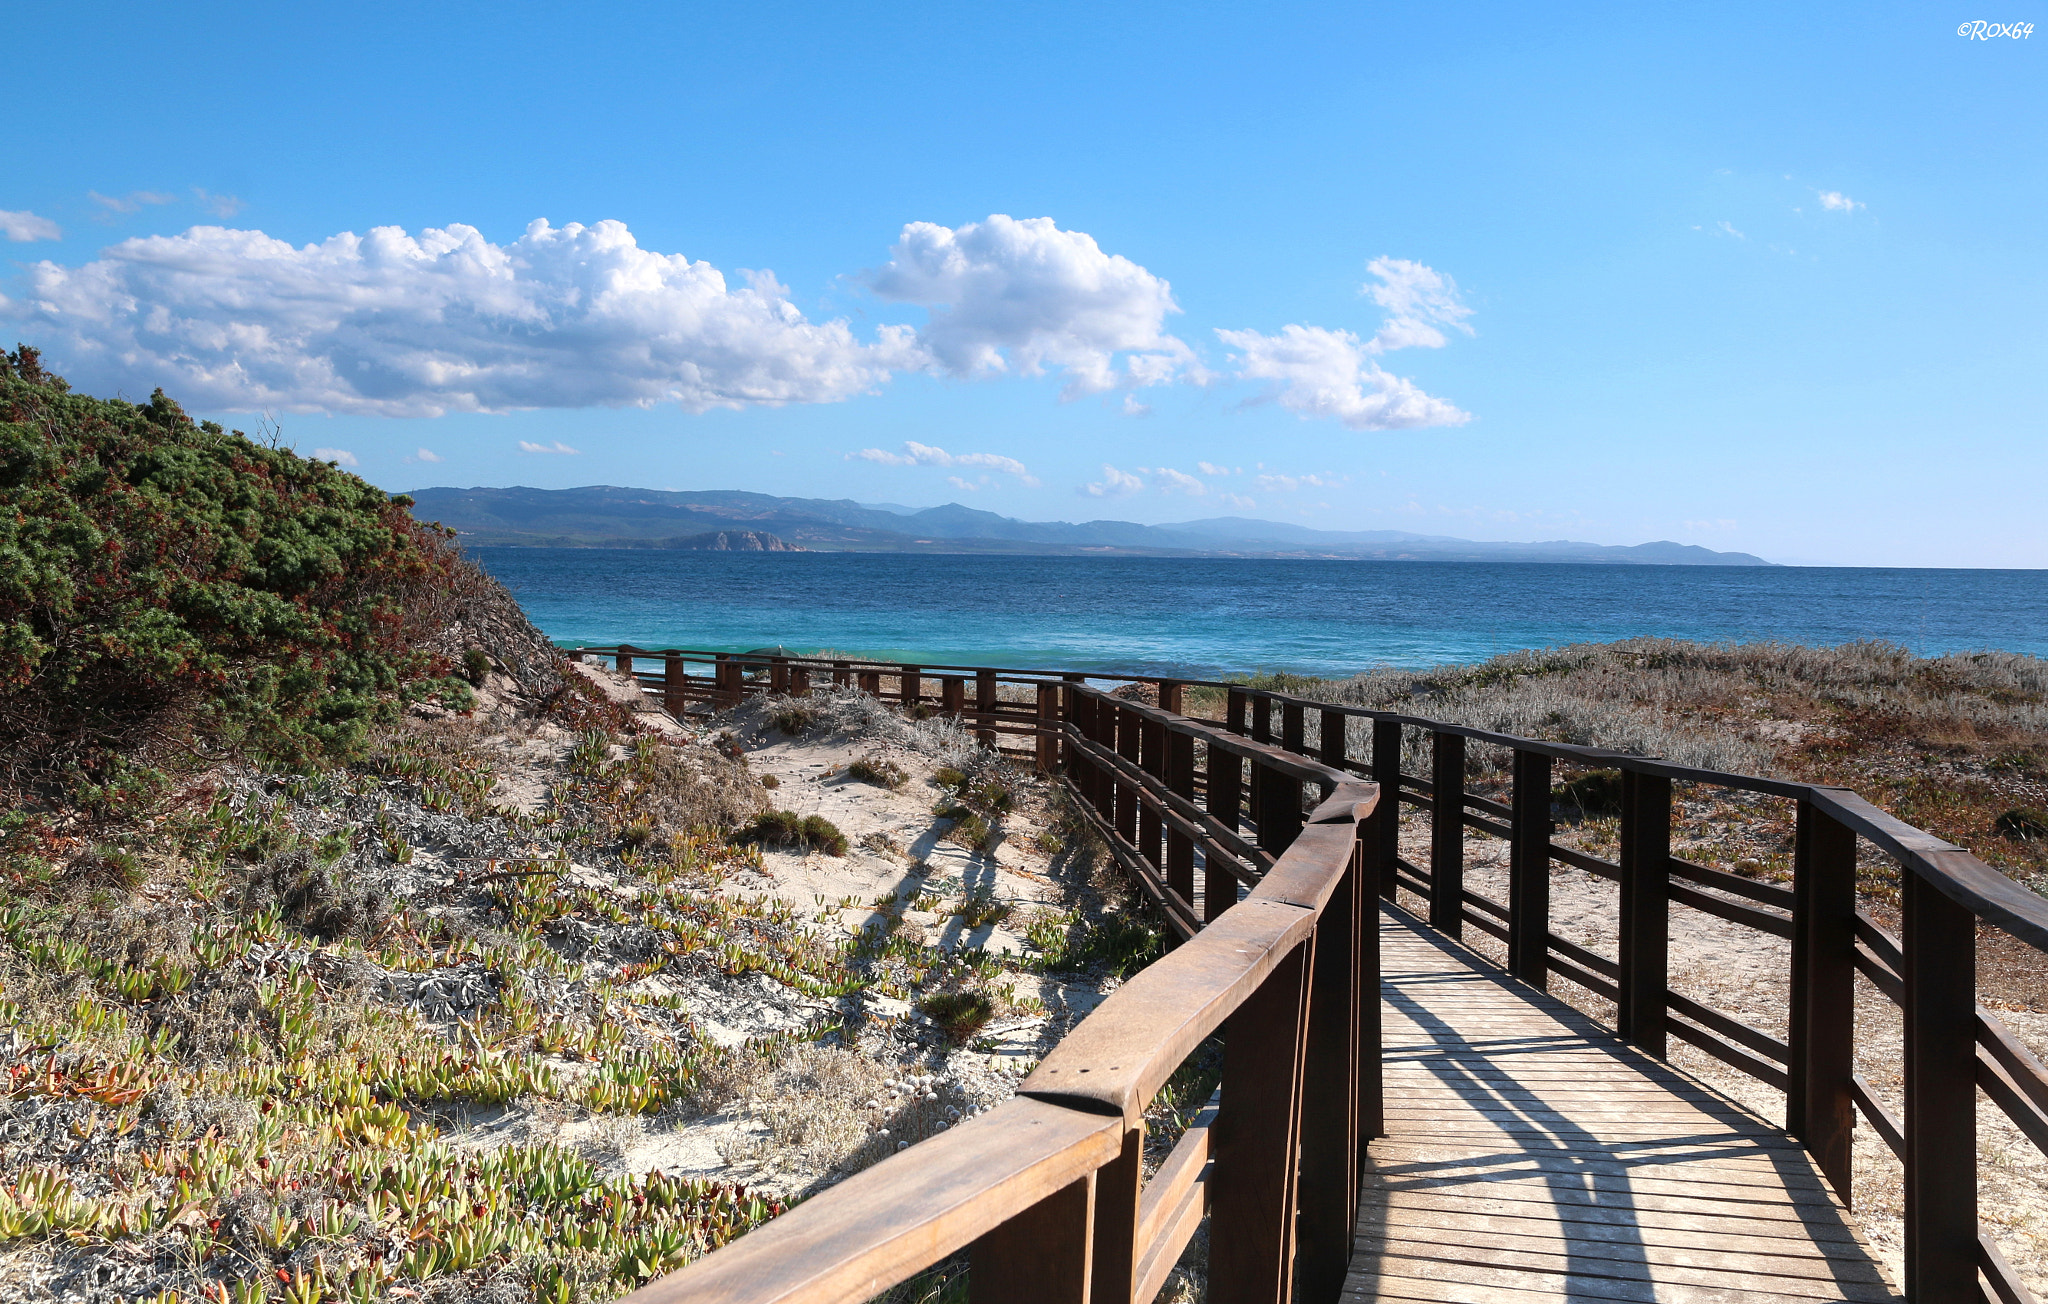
0,210 -> 61,242
518,440 -> 579,455
1081,464 -> 1144,497
312,447 -> 359,467
1717,221 -> 1746,239
1142,467 -> 1206,496
946,475 -> 991,492
1252,472 -> 1345,492
849,440 -> 1038,485
1121,394 -> 1153,417
89,189 -> 178,216
1217,493 -> 1255,509
1817,190 -> 1863,213
1195,461 -> 1235,476
192,188 -> 245,218
413,447 -> 443,463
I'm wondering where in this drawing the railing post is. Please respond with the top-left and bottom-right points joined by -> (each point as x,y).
616,645 -> 636,684
971,1173 -> 1096,1304
942,675 -> 966,720
769,654 -> 789,695
1296,838 -> 1364,1302
1356,811 -> 1385,1142
1227,687 -> 1248,736
1073,675 -> 1089,777
1114,705 -> 1140,847
1089,1125 -> 1144,1304
1250,693 -> 1272,745
976,669 -> 999,748
1508,748 -> 1552,988
832,659 -> 851,689
1158,680 -> 1183,715
715,653 -> 740,709
1036,682 -> 1059,775
1209,939 -> 1311,1304
1139,713 -> 1165,878
1255,761 -> 1303,855
858,669 -> 881,696
1372,720 -> 1402,901
1617,768 -> 1670,1057
1280,700 -> 1304,755
901,664 -> 922,711
662,654 -> 686,716
1165,728 -> 1197,915
789,664 -> 810,696
1903,865 -> 1977,1301
1789,799 -> 1856,1203
1205,737 -> 1243,921
1429,731 -> 1465,936
1318,708 -> 1346,774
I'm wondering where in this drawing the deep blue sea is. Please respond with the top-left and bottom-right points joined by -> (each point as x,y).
470,548 -> 2048,680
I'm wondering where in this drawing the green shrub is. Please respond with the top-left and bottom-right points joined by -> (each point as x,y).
749,810 -> 848,856
918,990 -> 996,1043
769,703 -> 819,736
1553,769 -> 1624,817
847,755 -> 909,789
760,773 -> 781,789
1996,808 -> 2048,841
969,780 -> 1014,815
0,347 -> 470,798
800,814 -> 849,856
953,889 -> 1012,928
462,647 -> 493,686
932,767 -> 968,790
944,811 -> 993,851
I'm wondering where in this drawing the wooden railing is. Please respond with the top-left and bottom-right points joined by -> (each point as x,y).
592,648 -> 2048,1304
1225,682 -> 2048,1304
621,674 -> 1380,1304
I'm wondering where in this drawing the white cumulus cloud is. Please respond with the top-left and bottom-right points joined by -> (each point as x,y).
867,214 -> 1193,397
8,219 -> 917,417
1217,324 -> 1469,431
849,440 -> 1037,485
518,440 -> 579,454
1,211 -> 61,243
311,447 -> 358,466
414,447 -> 442,463
1817,191 -> 1863,213
1081,464 -> 1144,498
1363,257 -> 1473,351
1216,256 -> 1471,432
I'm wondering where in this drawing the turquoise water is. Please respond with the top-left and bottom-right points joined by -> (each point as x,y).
470,548 -> 2048,680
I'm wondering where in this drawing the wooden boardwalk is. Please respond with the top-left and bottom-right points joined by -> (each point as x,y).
1347,908 -> 1900,1304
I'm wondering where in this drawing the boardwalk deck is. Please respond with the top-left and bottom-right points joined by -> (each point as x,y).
1346,907 -> 1901,1303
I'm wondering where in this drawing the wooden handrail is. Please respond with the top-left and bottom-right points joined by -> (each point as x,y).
602,646 -> 2048,1303
627,674 -> 1381,1304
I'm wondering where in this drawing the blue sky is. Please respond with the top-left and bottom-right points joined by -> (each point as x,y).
4,2 -> 2043,567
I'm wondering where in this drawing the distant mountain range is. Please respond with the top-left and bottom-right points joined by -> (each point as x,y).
404,485 -> 1774,566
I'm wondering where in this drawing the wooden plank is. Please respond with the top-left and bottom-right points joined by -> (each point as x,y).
1353,1239 -> 1899,1300
1359,1223 -> 1893,1284
1362,1200 -> 1878,1255
1350,1248 -> 1900,1303
1347,907 -> 1899,1304
1360,1189 -> 1870,1245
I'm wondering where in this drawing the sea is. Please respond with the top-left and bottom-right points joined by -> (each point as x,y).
469,548 -> 2048,681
